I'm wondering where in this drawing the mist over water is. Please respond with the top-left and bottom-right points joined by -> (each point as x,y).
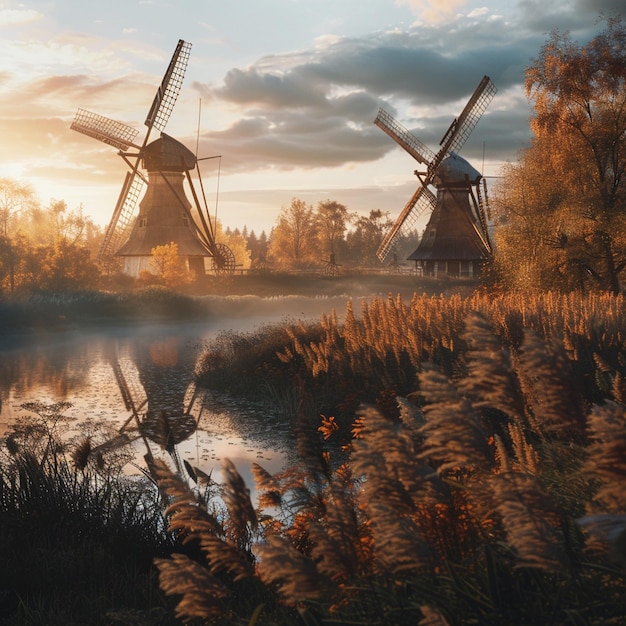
0,294 -> 353,486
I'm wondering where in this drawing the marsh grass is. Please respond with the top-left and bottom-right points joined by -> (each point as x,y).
0,287 -> 208,330
196,291 -> 626,435
159,292 -> 626,624
4,290 -> 626,624
0,402 -> 179,625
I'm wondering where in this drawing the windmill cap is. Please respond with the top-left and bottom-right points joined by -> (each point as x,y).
436,152 -> 482,186
143,133 -> 197,172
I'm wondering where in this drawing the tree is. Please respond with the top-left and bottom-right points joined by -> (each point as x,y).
268,198 -> 317,268
0,232 -> 40,293
495,16 -> 626,293
315,200 -> 353,263
215,221 -> 252,270
493,138 -> 575,291
0,178 -> 38,237
147,243 -> 192,288
346,209 -> 394,267
38,239 -> 100,291
251,230 -> 270,268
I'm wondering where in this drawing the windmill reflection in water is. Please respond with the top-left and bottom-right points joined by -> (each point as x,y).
98,335 -> 205,479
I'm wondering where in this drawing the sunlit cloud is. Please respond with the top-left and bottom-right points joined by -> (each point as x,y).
0,8 -> 42,26
469,7 -> 490,17
0,39 -> 126,78
395,0 -> 466,22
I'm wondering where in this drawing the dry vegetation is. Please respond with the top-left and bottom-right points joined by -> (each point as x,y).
176,291 -> 626,624
2,290 -> 626,624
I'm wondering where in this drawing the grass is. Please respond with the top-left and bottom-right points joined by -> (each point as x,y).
178,291 -> 626,624
0,287 -> 209,331
196,291 -> 626,435
2,288 -> 626,624
0,402 -> 180,625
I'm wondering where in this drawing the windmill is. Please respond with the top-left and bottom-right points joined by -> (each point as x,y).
71,40 -> 235,278
375,75 -> 497,278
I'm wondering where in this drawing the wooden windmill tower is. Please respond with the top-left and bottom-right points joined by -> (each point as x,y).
375,75 -> 497,278
71,40 -> 235,278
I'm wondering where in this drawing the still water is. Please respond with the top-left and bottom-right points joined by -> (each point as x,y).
0,295 -> 348,489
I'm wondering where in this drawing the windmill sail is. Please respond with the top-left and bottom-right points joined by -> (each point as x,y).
439,76 -> 497,157
71,109 -> 140,151
145,39 -> 192,132
98,172 -> 144,262
374,108 -> 435,165
377,186 -> 437,262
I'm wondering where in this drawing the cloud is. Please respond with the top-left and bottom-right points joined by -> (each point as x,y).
194,18 -> 537,175
190,0 -> 611,182
577,0 -> 626,11
396,0 -> 467,23
515,0 -> 624,33
0,8 -> 42,26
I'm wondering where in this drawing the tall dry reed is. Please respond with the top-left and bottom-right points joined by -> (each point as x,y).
157,291 -> 626,624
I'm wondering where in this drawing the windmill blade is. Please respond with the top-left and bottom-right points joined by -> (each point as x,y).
475,179 -> 492,252
71,108 -> 140,151
377,185 -> 437,262
145,39 -> 192,132
98,171 -> 144,262
374,108 -> 436,166
438,75 -> 497,160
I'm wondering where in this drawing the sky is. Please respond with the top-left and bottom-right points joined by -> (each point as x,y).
0,0 -> 624,235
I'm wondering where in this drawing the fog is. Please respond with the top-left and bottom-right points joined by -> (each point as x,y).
0,294 -> 360,495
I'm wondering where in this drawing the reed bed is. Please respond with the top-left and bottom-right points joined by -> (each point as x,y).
172,291 -> 626,624
196,291 -> 626,425
0,402 -> 180,625
3,291 -> 626,624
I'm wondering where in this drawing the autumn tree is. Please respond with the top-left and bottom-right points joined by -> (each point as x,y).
215,222 -> 251,270
38,239 -> 100,291
494,16 -> 626,293
0,234 -> 18,292
345,209 -> 394,266
315,199 -> 353,263
146,242 -> 193,288
268,198 -> 317,268
0,178 -> 38,237
492,137 -> 574,290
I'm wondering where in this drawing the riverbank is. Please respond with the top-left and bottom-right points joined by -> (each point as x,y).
200,270 -> 481,299
0,273 -> 481,331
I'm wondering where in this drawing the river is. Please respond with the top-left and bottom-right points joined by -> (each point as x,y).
0,294 -> 350,489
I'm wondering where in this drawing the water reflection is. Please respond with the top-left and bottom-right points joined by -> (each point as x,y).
0,319 -> 293,485
0,295 -> 352,487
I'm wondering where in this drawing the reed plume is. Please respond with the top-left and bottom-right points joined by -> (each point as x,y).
516,329 -> 586,441
153,459 -> 255,587
155,553 -> 231,622
221,457 -> 258,547
489,470 -> 567,570
417,365 -> 492,475
352,404 -> 440,514
257,534 -> 328,604
459,312 -> 523,423
583,400 -> 626,510
70,436 -> 92,471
